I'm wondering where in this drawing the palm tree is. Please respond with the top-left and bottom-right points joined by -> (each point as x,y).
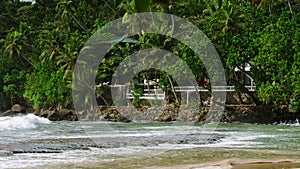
3,22 -> 36,69
203,0 -> 222,15
258,0 -> 277,13
203,1 -> 245,38
55,43 -> 79,80
56,0 -> 86,31
218,2 -> 245,33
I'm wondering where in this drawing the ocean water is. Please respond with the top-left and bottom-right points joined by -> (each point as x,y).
0,114 -> 300,168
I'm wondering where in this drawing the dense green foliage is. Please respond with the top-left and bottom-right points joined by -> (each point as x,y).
0,0 -> 299,112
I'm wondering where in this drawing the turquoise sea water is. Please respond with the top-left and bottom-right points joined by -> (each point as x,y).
0,114 -> 300,168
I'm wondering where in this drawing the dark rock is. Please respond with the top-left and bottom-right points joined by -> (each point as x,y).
33,109 -> 41,116
34,109 -> 78,121
47,110 -> 60,121
60,109 -> 78,121
98,106 -> 108,111
177,140 -> 187,144
118,116 -> 131,123
34,109 -> 49,118
160,114 -> 172,121
11,150 -> 62,154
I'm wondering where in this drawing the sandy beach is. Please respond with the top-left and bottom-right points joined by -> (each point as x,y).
146,159 -> 300,169
34,148 -> 300,169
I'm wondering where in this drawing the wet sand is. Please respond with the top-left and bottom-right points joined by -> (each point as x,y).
148,160 -> 300,169
34,148 -> 300,169
231,160 -> 300,169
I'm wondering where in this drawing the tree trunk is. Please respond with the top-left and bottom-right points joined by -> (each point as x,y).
190,78 -> 203,106
286,0 -> 294,19
99,95 -> 109,106
233,72 -> 244,104
146,74 -> 151,95
231,77 -> 261,105
167,75 -> 179,103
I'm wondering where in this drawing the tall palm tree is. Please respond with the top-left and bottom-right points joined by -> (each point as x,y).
56,0 -> 86,31
55,43 -> 78,80
211,1 -> 245,35
3,22 -> 36,69
258,0 -> 278,13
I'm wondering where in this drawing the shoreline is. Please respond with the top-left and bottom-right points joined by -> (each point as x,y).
149,159 -> 300,169
30,159 -> 300,169
1,116 -> 300,169
2,103 -> 298,124
30,148 -> 300,169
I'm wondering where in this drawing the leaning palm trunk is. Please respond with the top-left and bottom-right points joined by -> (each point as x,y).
168,75 -> 179,103
286,0 -> 294,19
21,54 -> 36,69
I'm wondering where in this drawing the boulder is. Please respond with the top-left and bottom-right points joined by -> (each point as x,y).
100,112 -> 109,119
47,110 -> 60,121
187,111 -> 195,120
98,106 -> 108,111
33,109 -> 78,121
33,109 -> 41,116
157,114 -> 172,122
109,113 -> 116,118
118,116 -> 131,123
60,109 -> 78,121
34,109 -> 50,118
40,110 -> 50,118
11,104 -> 25,113
77,110 -> 88,119
195,114 -> 202,122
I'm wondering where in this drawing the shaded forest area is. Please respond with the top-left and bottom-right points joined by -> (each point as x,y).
0,0 -> 299,114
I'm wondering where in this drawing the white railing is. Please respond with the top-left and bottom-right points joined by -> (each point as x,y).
126,88 -> 165,100
174,85 -> 256,92
104,85 -> 256,100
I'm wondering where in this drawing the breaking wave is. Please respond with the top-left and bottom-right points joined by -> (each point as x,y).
0,114 -> 50,131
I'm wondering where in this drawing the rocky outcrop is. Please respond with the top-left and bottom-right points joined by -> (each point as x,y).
156,114 -> 173,122
220,104 -> 279,124
59,109 -> 78,121
76,107 -> 131,122
73,104 -> 299,124
99,107 -> 131,122
47,110 -> 60,121
155,107 -> 179,122
0,104 -> 27,116
34,109 -> 78,121
1,103 -> 298,124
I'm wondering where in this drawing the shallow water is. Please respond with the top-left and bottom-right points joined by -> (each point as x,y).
0,114 -> 300,168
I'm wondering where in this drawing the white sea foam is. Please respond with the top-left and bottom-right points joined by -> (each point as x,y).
198,131 -> 265,148
276,118 -> 300,126
0,114 -> 50,131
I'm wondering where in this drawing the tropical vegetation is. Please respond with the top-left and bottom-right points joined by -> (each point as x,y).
0,0 -> 299,113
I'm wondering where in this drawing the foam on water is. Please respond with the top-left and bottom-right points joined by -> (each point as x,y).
0,114 -> 50,131
0,120 -> 300,168
275,118 -> 300,126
